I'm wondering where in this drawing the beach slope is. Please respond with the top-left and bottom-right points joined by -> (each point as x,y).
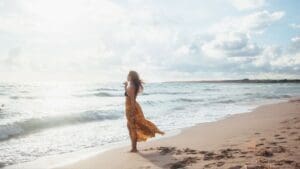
57,100 -> 300,169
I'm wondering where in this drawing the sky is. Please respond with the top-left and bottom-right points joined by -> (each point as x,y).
0,0 -> 299,82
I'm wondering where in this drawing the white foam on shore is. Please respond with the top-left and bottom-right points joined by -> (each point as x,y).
3,129 -> 180,169
4,141 -> 128,169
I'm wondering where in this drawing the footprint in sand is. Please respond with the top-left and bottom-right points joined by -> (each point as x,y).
244,164 -> 268,169
142,147 -> 155,151
203,152 -> 216,161
271,146 -> 286,153
228,165 -> 242,169
255,148 -> 273,157
183,148 -> 198,154
255,143 -> 264,147
168,156 -> 199,169
240,151 -> 248,155
293,117 -> 300,123
281,120 -> 289,124
175,149 -> 183,155
274,159 -> 297,167
258,158 -> 269,164
260,138 -> 266,141
216,161 -> 225,167
198,150 -> 208,154
276,137 -> 286,140
157,147 -> 176,155
203,161 -> 225,168
203,162 -> 216,168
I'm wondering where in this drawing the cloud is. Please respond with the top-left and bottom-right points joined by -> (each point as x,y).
194,9 -> 299,78
229,0 -> 266,10
290,23 -> 300,29
202,32 -> 262,58
201,10 -> 284,60
288,36 -> 300,53
211,10 -> 285,34
253,46 -> 282,67
0,0 -> 299,81
253,36 -> 300,73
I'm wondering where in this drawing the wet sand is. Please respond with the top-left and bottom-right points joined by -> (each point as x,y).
57,99 -> 300,169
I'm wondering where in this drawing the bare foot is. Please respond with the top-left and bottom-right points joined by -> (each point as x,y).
130,149 -> 138,153
158,131 -> 165,135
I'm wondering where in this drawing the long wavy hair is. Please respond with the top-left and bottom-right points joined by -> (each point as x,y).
128,70 -> 144,97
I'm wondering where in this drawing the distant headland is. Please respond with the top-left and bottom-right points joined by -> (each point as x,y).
166,79 -> 300,83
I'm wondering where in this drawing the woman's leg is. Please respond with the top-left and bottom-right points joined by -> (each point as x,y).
127,122 -> 137,152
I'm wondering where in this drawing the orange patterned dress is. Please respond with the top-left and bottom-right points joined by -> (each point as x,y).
125,94 -> 164,142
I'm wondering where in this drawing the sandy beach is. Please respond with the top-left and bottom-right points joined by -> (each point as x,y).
55,99 -> 300,169
1,0 -> 300,168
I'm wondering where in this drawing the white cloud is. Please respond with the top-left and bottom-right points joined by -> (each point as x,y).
0,0 -> 126,34
290,23 -> 300,29
211,10 -> 285,34
241,10 -> 284,32
229,0 -> 266,10
197,9 -> 300,77
202,32 -> 262,58
288,36 -> 300,53
253,36 -> 300,72
253,46 -> 281,67
0,0 -> 299,81
202,10 -> 284,60
291,36 -> 300,43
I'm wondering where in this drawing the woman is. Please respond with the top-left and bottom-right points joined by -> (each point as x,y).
124,71 -> 164,152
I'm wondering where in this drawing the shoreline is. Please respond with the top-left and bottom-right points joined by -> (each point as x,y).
55,99 -> 300,169
4,98 -> 300,169
3,130 -> 181,169
3,123 -> 182,169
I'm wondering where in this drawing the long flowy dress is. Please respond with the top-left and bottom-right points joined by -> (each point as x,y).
125,96 -> 164,142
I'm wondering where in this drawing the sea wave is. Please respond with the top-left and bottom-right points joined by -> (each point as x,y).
142,91 -> 191,95
93,92 -> 121,97
139,98 -> 204,106
79,91 -> 191,97
262,94 -> 292,99
175,98 -> 204,102
10,96 -> 36,100
94,88 -> 120,91
214,99 -> 236,104
0,110 -> 121,141
75,92 -> 122,97
203,88 -> 220,91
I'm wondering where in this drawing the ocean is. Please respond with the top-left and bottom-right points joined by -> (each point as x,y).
0,81 -> 299,167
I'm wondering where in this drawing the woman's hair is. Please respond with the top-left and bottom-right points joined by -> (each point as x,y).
128,70 -> 144,97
